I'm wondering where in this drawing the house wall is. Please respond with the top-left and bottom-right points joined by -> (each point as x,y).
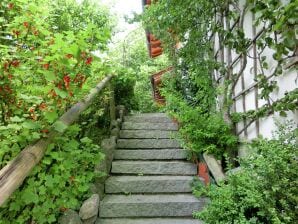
213,0 -> 297,141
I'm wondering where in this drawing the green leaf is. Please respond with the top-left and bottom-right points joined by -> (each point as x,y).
44,111 -> 58,123
22,121 -> 40,130
44,71 -> 56,82
22,188 -> 39,204
45,175 -> 55,188
48,214 -> 56,223
53,121 -> 68,133
42,157 -> 52,165
66,139 -> 79,150
10,116 -> 24,123
80,137 -> 92,144
32,132 -> 41,139
279,111 -> 287,117
53,87 -> 68,99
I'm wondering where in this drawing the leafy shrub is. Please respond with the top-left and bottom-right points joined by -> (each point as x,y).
0,125 -> 104,224
113,68 -> 138,111
0,0 -> 113,222
162,73 -> 238,160
195,127 -> 298,223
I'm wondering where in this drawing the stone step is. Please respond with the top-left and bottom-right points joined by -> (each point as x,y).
111,161 -> 197,175
124,115 -> 173,123
114,149 -> 187,160
122,122 -> 178,131
128,113 -> 169,117
105,176 -> 194,194
99,194 -> 207,218
117,139 -> 181,149
120,130 -> 178,139
97,218 -> 203,224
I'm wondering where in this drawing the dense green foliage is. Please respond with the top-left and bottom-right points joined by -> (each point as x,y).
0,126 -> 104,223
141,0 -> 237,160
194,125 -> 298,223
162,74 -> 238,159
110,28 -> 169,112
0,0 -> 113,222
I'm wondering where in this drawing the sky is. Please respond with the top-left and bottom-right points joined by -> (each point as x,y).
101,0 -> 143,41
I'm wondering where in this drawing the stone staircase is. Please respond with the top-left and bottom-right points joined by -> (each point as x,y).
97,113 -> 207,224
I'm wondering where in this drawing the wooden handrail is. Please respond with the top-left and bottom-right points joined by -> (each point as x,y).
0,74 -> 113,206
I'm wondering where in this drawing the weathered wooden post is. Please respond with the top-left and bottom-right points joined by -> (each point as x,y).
109,82 -> 116,129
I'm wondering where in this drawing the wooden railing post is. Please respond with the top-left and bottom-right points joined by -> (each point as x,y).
0,75 -> 113,206
109,82 -> 116,128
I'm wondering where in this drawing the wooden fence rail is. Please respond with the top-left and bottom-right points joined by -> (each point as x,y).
0,74 -> 114,206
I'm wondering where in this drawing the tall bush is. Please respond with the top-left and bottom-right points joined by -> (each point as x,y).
195,125 -> 298,223
0,0 -> 113,222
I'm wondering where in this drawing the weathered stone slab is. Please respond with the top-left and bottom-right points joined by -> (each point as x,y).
117,139 -> 181,149
122,122 -> 178,130
58,209 -> 82,224
97,218 -> 203,224
79,194 -> 100,220
114,149 -> 187,160
203,153 -> 226,184
128,113 -> 169,117
83,216 -> 97,224
99,194 -> 207,218
105,176 -> 194,193
119,130 -> 178,139
111,161 -> 197,175
124,116 -> 173,123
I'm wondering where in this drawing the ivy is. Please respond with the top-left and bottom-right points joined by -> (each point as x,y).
231,88 -> 298,123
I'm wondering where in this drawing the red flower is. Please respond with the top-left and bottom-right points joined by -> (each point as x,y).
13,30 -> 21,37
81,51 -> 87,58
85,57 -> 92,65
23,22 -> 29,28
4,62 -> 9,71
41,129 -> 49,133
8,74 -> 13,80
39,102 -> 47,110
65,54 -> 73,59
48,39 -> 55,45
43,63 -> 49,70
63,75 -> 71,89
60,207 -> 68,212
57,82 -> 63,90
74,73 -> 86,88
11,60 -> 20,67
8,3 -> 14,9
4,85 -> 12,93
69,176 -> 75,183
74,73 -> 83,83
49,89 -> 57,98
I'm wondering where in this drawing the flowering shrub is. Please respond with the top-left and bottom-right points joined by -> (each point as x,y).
0,0 -> 113,222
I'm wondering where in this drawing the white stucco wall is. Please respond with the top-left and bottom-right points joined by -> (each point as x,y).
214,0 -> 298,141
